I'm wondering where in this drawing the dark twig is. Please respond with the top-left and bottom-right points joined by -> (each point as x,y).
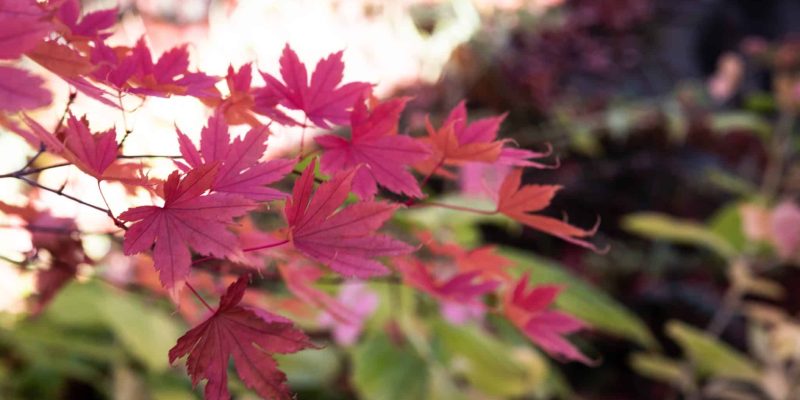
17,176 -> 112,215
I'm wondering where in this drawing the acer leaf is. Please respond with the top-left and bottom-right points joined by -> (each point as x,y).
396,257 -> 499,304
318,282 -> 378,346
119,165 -> 256,291
259,44 -> 371,128
176,113 -> 295,201
278,261 -> 358,324
770,200 -> 800,260
91,38 -> 218,98
26,40 -> 93,79
316,95 -> 431,200
285,159 -> 413,277
169,276 -> 314,400
418,231 -> 512,281
0,66 -> 51,111
0,201 -> 91,313
504,273 -> 591,364
420,101 -> 555,168
497,168 -> 602,251
53,0 -> 116,42
21,114 -> 149,186
0,5 -> 51,60
202,63 -> 298,127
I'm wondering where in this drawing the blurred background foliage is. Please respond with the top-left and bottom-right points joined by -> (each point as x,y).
6,0 -> 800,399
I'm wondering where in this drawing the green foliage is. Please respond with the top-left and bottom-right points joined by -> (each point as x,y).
351,335 -> 429,400
433,320 -> 546,397
666,321 -> 760,382
622,212 -> 737,259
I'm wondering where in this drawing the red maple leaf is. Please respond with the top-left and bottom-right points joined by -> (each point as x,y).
169,276 -> 314,400
119,164 -> 255,291
504,273 -> 592,364
418,231 -> 512,281
315,95 -> 431,200
496,168 -> 602,251
396,257 -> 499,304
284,158 -> 413,277
0,66 -> 51,112
278,261 -> 358,324
258,44 -> 371,128
176,113 -> 295,201
0,200 -> 91,313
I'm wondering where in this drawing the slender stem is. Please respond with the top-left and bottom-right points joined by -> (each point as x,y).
418,157 -> 444,190
97,180 -> 128,230
117,154 -> 183,159
706,285 -> 742,337
0,254 -> 25,266
410,201 -> 497,215
116,91 -> 132,149
298,116 -> 309,158
185,281 -> 214,312
55,91 -> 77,131
18,176 -> 111,215
191,240 -> 289,267
405,157 -> 444,206
21,145 -> 46,171
242,239 -> 289,253
761,111 -> 795,197
0,223 -> 121,236
0,162 -> 72,179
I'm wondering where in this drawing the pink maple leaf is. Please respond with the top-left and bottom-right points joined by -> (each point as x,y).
315,95 -> 431,200
397,258 -> 499,304
90,38 -> 218,98
176,113 -> 295,201
318,282 -> 378,346
169,276 -> 314,400
21,114 -> 150,187
0,66 -> 51,111
53,0 -> 116,42
258,44 -> 371,128
0,1 -> 51,60
278,261 -> 358,324
504,273 -> 592,364
284,158 -> 413,277
770,200 -> 800,260
119,164 -> 255,291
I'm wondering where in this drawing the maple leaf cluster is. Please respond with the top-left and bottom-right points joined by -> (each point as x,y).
0,1 -> 604,399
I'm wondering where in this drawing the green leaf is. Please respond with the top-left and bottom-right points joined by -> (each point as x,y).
711,112 -> 771,138
44,282 -> 183,372
275,347 -> 340,389
433,321 -> 546,397
351,335 -> 429,400
666,321 -> 760,382
500,247 -> 658,349
709,202 -> 747,252
622,212 -> 736,258
96,285 -> 183,372
629,353 -> 690,388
